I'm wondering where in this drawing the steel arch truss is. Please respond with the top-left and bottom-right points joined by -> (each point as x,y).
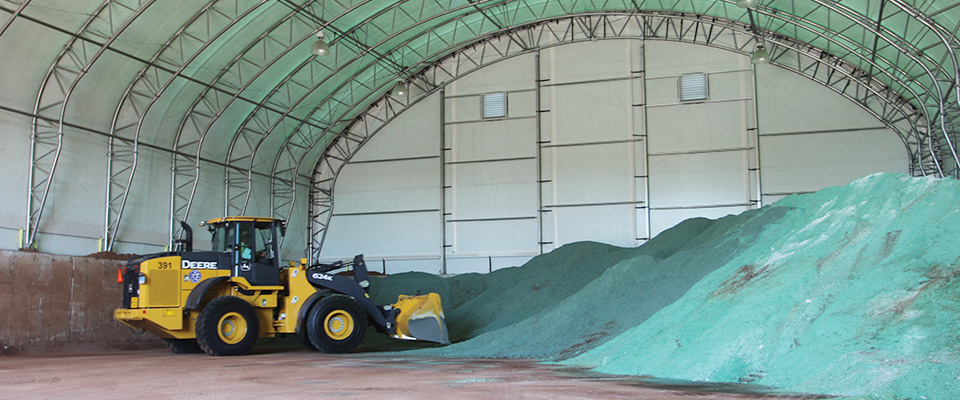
168,1 -> 328,245
9,0 -> 959,253
305,12 -> 938,262
26,0 -> 155,249
104,0 -> 268,251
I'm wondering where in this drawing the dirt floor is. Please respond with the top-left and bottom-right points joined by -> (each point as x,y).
0,347 -> 827,400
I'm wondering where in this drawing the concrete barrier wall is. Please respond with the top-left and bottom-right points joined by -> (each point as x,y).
0,250 -> 159,353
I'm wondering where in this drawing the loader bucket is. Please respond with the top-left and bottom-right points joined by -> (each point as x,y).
390,293 -> 450,345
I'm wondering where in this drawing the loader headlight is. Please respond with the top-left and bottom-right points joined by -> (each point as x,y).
138,273 -> 146,285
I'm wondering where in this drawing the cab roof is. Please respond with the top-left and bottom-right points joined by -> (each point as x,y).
202,216 -> 286,226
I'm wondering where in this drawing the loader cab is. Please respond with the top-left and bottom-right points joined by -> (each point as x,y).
205,217 -> 285,286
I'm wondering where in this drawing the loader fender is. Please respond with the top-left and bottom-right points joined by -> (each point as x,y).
184,276 -> 229,311
296,290 -> 329,330
306,273 -> 387,327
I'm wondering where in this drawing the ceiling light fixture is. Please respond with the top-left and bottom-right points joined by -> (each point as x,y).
390,81 -> 408,97
311,31 -> 329,56
736,0 -> 757,8
751,44 -> 770,64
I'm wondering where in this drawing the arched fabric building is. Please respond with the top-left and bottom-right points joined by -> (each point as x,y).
1,0 -> 957,272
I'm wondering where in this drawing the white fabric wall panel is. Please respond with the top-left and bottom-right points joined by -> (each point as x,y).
548,143 -> 635,205
756,59 -> 908,200
450,54 -> 535,95
757,66 -> 885,134
647,101 -> 749,154
508,91 -> 537,118
550,204 -> 637,247
447,160 -> 538,220
446,219 -> 538,256
319,92 -> 442,269
0,21 -> 70,110
710,70 -> 753,101
633,140 -> 648,196
648,151 -> 751,207
545,80 -> 635,144
645,77 -> 680,105
37,130 -> 109,254
446,95 -> 481,123
189,163 -> 227,228
67,52 -> 142,131
144,82 -> 210,149
645,41 -> 745,78
247,174 -> 272,218
447,119 -> 537,162
541,40 -> 634,84
278,194 -> 309,263
761,129 -> 908,194
0,112 -> 30,233
323,212 -> 440,259
312,39 -> 909,275
200,103 -> 257,160
114,147 -> 176,253
348,95 -> 441,162
538,40 -> 642,250
336,159 -> 439,214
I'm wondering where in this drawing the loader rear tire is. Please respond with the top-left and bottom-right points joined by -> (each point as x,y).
196,296 -> 259,356
306,295 -> 366,353
162,338 -> 202,354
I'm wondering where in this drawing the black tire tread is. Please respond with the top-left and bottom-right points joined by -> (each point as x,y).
306,294 -> 367,354
162,338 -> 202,354
195,296 -> 259,356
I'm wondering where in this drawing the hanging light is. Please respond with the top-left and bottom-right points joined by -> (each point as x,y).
751,44 -> 770,64
736,0 -> 757,8
311,31 -> 329,56
390,81 -> 407,97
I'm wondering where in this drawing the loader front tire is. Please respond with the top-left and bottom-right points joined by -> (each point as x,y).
162,338 -> 202,354
306,295 -> 366,353
196,296 -> 259,356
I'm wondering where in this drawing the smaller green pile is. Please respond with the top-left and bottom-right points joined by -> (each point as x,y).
370,199 -> 793,359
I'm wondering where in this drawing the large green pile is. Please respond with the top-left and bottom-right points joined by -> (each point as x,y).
368,173 -> 960,398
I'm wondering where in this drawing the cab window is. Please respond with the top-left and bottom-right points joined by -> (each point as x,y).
237,223 -> 254,261
254,222 -> 275,263
210,223 -> 234,253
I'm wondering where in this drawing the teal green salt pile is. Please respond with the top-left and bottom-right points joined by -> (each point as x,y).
564,173 -> 960,398
368,173 -> 960,399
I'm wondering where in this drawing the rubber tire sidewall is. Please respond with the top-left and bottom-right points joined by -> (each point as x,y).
295,321 -> 318,351
162,338 -> 202,354
196,296 -> 260,356
306,295 -> 367,354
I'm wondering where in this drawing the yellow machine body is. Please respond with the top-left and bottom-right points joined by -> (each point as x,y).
115,258 -> 333,339
389,293 -> 449,344
114,217 -> 449,355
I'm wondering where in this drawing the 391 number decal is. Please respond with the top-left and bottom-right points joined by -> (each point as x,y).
157,261 -> 173,269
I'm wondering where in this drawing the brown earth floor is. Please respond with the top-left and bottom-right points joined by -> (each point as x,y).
0,347 -> 828,400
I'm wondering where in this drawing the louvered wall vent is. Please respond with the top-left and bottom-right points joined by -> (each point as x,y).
482,92 -> 507,118
679,73 -> 708,102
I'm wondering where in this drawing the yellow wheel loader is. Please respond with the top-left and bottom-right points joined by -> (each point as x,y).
114,216 -> 449,356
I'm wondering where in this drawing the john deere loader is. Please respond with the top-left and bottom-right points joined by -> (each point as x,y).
114,216 -> 449,356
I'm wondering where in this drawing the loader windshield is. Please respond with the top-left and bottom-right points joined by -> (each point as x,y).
210,223 -> 232,253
